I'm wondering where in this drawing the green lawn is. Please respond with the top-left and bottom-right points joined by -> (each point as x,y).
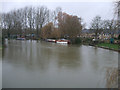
0,46 -> 2,50
97,43 -> 119,50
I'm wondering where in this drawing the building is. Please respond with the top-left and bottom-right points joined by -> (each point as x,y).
81,29 -> 119,40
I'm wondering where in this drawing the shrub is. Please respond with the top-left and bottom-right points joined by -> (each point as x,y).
118,35 -> 120,40
82,38 -> 93,44
75,38 -> 81,44
70,38 -> 81,44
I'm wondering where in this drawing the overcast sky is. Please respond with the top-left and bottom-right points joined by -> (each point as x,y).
1,0 -> 117,28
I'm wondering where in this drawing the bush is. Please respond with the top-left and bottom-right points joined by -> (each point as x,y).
82,38 -> 93,44
85,38 -> 92,42
70,38 -> 81,44
75,38 -> 81,44
118,35 -> 120,40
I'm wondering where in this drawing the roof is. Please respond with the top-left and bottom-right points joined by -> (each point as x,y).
82,29 -> 120,34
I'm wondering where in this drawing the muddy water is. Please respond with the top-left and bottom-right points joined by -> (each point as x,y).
2,40 -> 118,88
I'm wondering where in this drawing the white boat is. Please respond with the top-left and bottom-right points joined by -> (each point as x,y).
16,38 -> 25,40
46,39 -> 56,42
56,41 -> 68,44
56,39 -> 70,44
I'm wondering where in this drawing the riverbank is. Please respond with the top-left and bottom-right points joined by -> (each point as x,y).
0,46 -> 2,50
91,43 -> 119,52
97,43 -> 119,50
4,39 -> 120,52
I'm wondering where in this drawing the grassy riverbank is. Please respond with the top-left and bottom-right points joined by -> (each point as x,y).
0,46 -> 2,50
97,43 -> 119,50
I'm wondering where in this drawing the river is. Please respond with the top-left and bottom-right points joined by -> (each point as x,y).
2,40 -> 118,88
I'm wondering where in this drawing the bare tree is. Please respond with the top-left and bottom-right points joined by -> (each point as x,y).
90,16 -> 102,39
22,7 -> 29,36
0,13 -> 2,44
1,5 -> 59,40
101,20 -> 117,35
114,1 -> 120,19
35,6 -> 50,38
5,13 -> 13,39
52,7 -> 62,27
27,6 -> 34,39
117,1 -> 120,32
114,1 -> 120,33
15,9 -> 22,36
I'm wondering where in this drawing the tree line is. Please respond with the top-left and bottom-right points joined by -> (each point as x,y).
90,16 -> 119,39
90,0 -> 120,38
1,1 -> 120,41
1,6 -> 57,39
1,6 -> 83,40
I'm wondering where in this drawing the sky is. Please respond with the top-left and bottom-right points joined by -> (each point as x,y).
0,0 -> 117,28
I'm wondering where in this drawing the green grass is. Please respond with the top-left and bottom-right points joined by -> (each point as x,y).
0,46 -> 2,50
97,43 -> 119,50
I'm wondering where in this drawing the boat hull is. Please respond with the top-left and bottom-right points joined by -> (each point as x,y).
16,38 -> 25,40
56,41 -> 68,44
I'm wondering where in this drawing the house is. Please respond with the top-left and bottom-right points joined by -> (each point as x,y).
81,29 -> 120,40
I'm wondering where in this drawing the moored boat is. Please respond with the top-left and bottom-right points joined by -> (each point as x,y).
16,38 -> 25,40
46,39 -> 56,42
56,39 -> 70,44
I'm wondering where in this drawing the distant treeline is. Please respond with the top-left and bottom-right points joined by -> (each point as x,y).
1,6 -> 83,39
1,1 -> 120,40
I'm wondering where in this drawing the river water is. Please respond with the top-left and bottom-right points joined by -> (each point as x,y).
0,47 -> 2,89
2,40 -> 118,88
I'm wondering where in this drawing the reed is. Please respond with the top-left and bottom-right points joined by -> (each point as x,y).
106,68 -> 118,88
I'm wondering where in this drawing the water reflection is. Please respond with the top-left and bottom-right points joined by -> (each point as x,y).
57,46 -> 82,69
2,40 -> 118,88
0,48 -> 2,89
106,67 -> 118,88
